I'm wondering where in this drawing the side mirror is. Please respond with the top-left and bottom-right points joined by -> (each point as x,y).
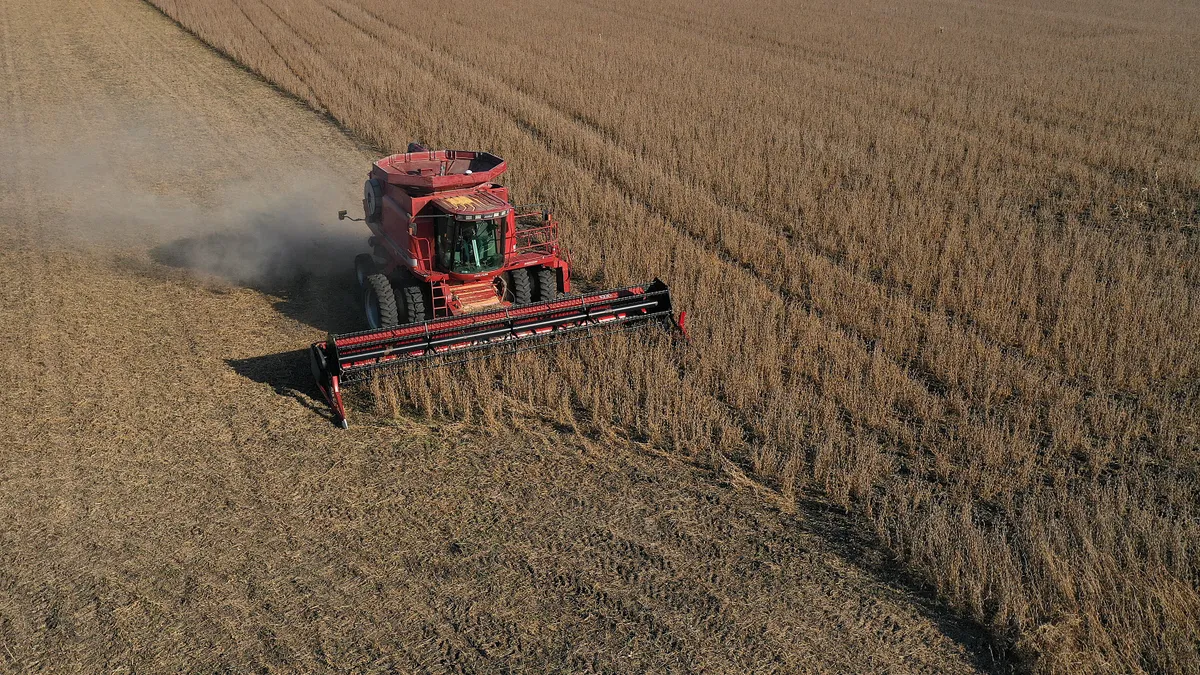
337,209 -> 348,220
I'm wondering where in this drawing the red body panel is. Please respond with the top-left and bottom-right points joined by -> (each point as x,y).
362,150 -> 571,315
372,149 -> 506,192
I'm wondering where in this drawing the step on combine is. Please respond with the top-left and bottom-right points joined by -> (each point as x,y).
310,145 -> 686,427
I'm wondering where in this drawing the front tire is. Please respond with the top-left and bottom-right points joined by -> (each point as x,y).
397,284 -> 428,324
364,273 -> 399,328
533,267 -> 558,302
509,268 -> 533,305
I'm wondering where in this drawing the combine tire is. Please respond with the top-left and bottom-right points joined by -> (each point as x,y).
363,178 -> 383,222
364,273 -> 399,328
398,284 -> 428,324
354,254 -> 377,287
509,268 -> 533,305
533,267 -> 558,302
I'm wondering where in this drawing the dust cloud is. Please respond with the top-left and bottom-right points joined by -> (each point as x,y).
144,179 -> 366,290
10,105 -> 367,290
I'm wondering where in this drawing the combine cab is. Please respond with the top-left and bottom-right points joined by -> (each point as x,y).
310,145 -> 685,426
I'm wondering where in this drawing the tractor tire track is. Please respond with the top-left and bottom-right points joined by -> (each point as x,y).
231,0 -> 322,109
368,0 -> 1167,393
577,0 -> 1190,162
0,2 -> 994,671
313,0 -> 1109,466
340,0 -> 1191,466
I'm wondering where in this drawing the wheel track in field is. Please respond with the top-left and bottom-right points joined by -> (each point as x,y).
230,0 -> 322,110
575,0 -> 1194,160
357,0 -> 1199,449
292,0 -> 1059,472
301,0 -> 1138,463
237,0 -> 372,123
367,0 -> 1192,382
0,0 -> 995,670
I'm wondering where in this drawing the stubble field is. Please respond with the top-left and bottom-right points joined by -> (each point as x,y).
145,0 -> 1200,672
0,0 -> 1002,671
1,0 -> 1196,671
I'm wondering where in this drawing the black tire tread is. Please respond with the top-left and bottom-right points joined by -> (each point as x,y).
398,284 -> 428,324
533,267 -> 558,302
510,268 -> 533,305
365,273 -> 399,327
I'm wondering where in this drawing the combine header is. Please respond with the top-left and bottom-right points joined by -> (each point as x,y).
310,145 -> 685,427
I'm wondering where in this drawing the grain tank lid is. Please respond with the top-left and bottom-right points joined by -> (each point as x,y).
373,149 -> 507,192
432,190 -> 512,219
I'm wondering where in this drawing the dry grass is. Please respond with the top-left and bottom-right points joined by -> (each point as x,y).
147,0 -> 1200,671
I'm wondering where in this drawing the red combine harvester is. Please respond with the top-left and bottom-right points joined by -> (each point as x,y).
309,145 -> 685,427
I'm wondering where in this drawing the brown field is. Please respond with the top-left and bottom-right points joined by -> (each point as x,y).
0,0 -> 997,672
1,0 -> 1196,671
144,0 -> 1200,671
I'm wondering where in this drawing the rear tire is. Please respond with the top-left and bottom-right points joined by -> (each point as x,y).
354,254 -> 377,287
533,267 -> 558,302
397,284 -> 428,324
509,268 -> 533,305
364,273 -> 399,328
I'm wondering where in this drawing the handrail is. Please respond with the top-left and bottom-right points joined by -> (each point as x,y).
410,236 -> 433,272
514,221 -> 558,256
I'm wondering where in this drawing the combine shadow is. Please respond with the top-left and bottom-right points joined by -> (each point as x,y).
150,228 -> 363,334
149,226 -> 370,426
226,349 -> 342,425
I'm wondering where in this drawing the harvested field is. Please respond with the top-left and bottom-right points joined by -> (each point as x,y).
0,0 -> 998,672
143,0 -> 1200,672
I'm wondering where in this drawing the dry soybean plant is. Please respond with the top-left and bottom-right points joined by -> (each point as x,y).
150,0 -> 1200,671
